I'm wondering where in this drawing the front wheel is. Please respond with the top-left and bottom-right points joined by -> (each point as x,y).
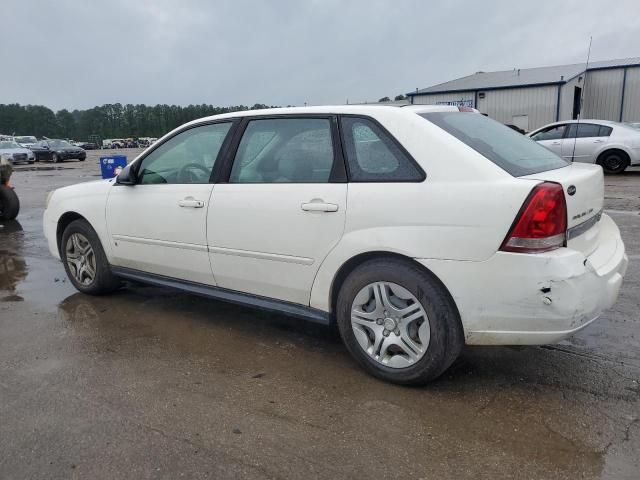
61,219 -> 121,295
52,153 -> 60,163
336,258 -> 464,385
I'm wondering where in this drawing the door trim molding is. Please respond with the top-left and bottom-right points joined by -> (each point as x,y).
112,234 -> 208,252
208,245 -> 314,265
111,266 -> 331,325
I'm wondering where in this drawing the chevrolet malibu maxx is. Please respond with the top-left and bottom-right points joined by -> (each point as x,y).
43,105 -> 628,385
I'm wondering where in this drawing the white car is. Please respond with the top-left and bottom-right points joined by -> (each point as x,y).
13,135 -> 38,149
43,105 -> 628,385
528,120 -> 640,174
0,140 -> 35,164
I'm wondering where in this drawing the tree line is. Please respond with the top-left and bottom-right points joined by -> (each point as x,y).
0,103 -> 278,141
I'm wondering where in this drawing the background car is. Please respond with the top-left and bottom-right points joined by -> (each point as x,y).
528,120 -> 640,174
0,140 -> 35,164
13,135 -> 38,149
30,139 -> 86,163
77,141 -> 98,150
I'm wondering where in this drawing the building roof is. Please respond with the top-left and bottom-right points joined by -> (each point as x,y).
408,57 -> 640,96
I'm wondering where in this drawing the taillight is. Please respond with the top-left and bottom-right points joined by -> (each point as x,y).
500,182 -> 567,253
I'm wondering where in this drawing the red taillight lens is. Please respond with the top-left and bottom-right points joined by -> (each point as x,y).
500,182 -> 567,253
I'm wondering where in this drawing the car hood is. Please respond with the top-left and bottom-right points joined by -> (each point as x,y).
0,147 -> 32,155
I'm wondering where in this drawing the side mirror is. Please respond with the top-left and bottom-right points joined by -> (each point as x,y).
116,163 -> 137,185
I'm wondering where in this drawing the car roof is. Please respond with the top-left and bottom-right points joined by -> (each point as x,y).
187,104 -> 473,123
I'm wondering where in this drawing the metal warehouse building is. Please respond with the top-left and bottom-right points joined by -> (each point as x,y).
407,57 -> 640,132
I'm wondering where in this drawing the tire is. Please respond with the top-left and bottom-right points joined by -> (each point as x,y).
598,150 -> 629,175
60,219 -> 121,295
336,258 -> 464,385
0,186 -> 20,220
52,153 -> 60,163
79,157 -> 86,162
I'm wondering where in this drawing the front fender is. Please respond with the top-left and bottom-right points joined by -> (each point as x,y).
43,180 -> 114,261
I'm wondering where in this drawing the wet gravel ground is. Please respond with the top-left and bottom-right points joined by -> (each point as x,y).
1,153 -> 639,479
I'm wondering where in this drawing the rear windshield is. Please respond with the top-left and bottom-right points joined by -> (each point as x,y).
420,112 -> 569,176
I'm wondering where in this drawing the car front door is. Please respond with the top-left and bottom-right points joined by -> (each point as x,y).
207,116 -> 347,305
561,123 -> 611,163
106,121 -> 235,285
530,124 -> 567,156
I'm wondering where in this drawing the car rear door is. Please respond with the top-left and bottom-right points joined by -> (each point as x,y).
561,123 -> 608,163
106,121 -> 236,285
207,116 -> 347,305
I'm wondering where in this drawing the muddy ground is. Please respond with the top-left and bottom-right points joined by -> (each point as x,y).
1,151 -> 639,479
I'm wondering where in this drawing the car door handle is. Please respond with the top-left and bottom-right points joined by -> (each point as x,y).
552,141 -> 561,145
178,198 -> 205,208
594,139 -> 605,143
301,201 -> 339,212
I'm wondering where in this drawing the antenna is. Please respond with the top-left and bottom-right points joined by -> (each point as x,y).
570,36 -> 592,162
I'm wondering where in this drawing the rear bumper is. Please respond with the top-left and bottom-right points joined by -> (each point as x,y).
418,214 -> 627,345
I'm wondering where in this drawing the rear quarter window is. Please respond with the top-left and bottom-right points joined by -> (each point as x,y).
421,112 -> 569,177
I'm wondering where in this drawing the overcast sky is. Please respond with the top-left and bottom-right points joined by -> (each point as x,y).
2,0 -> 640,111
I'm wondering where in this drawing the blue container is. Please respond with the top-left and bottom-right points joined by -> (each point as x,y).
99,155 -> 128,179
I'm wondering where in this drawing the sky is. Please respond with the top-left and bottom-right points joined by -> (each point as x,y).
2,0 -> 640,111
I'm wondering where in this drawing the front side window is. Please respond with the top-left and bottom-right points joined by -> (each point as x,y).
422,112 -> 568,177
531,125 -> 567,141
230,118 -> 334,183
137,122 -> 232,185
341,117 -> 424,182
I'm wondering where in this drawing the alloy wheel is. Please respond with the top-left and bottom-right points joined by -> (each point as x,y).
350,281 -> 430,369
603,154 -> 623,172
65,233 -> 96,286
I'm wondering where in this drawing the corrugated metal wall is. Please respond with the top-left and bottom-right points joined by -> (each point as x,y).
411,66 -> 639,127
475,85 -> 557,130
583,69 -> 624,120
622,67 -> 640,121
411,91 -> 475,105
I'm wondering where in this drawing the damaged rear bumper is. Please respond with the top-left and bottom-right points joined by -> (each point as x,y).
417,214 -> 628,345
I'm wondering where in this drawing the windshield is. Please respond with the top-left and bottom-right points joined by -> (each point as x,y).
49,140 -> 73,148
420,112 -> 569,177
0,141 -> 21,149
15,136 -> 37,144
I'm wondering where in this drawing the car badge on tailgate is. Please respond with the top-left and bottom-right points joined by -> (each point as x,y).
567,185 -> 576,196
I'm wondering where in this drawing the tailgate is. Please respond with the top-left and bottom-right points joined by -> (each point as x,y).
521,163 -> 604,257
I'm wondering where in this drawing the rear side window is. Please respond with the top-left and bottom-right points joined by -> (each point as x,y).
340,117 -> 424,182
599,125 -> 613,137
421,112 -> 568,177
566,123 -> 604,138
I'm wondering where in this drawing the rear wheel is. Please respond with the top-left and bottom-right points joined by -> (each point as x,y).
598,150 -> 629,174
0,186 -> 20,220
61,219 -> 121,295
336,258 -> 463,385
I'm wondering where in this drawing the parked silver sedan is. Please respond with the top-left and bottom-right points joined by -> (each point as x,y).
529,120 -> 640,174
